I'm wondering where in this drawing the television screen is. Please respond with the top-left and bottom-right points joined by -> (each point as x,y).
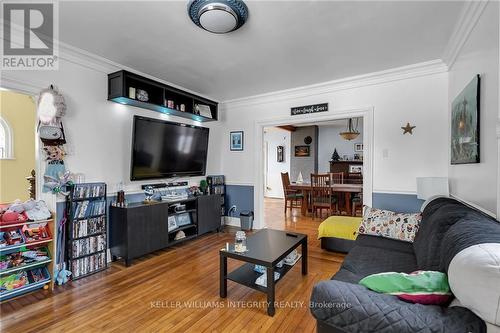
131,116 -> 209,180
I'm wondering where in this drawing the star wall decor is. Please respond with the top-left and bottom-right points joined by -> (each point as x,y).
401,122 -> 416,135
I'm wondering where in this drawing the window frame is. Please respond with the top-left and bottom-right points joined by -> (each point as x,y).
0,116 -> 14,159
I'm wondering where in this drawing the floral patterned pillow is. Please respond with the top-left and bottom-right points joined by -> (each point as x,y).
358,206 -> 422,243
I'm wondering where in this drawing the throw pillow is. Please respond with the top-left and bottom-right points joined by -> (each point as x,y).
359,270 -> 452,305
358,206 -> 421,242
448,243 -> 500,325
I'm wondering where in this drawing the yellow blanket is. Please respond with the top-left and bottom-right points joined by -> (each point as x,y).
318,216 -> 362,240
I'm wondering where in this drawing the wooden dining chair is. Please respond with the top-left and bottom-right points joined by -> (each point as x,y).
310,173 -> 338,218
281,172 -> 304,215
330,172 -> 344,184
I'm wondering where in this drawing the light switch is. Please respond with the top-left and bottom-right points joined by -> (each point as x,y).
382,149 -> 389,159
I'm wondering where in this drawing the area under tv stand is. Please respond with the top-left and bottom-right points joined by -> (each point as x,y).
109,194 -> 222,266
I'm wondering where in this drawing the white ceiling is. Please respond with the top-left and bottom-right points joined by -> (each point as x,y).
59,1 -> 463,101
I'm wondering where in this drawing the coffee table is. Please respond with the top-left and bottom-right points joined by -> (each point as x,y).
219,229 -> 308,316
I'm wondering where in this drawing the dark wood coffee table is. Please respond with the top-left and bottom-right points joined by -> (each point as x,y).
219,229 -> 307,316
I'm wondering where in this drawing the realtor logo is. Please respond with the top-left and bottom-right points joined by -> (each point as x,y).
1,1 -> 59,70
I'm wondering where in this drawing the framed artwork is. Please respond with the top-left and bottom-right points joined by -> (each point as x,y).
294,145 -> 310,157
349,165 -> 363,173
451,75 -> 480,164
230,131 -> 244,151
354,143 -> 363,152
167,216 -> 177,232
277,146 -> 284,162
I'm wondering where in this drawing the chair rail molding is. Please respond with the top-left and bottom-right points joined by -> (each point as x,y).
253,107 -> 374,229
442,0 -> 489,68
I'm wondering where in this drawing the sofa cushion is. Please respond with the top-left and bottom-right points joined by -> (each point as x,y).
333,244 -> 418,283
440,213 -> 500,272
358,207 -> 421,242
448,243 -> 500,326
413,198 -> 474,271
310,279 -> 486,333
355,234 -> 415,254
359,270 -> 452,305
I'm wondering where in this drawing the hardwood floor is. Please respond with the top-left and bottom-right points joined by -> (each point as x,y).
1,198 -> 344,332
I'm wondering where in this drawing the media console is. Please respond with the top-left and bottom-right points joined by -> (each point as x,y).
109,194 -> 222,266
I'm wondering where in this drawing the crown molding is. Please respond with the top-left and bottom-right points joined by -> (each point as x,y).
56,41 -> 219,102
0,24 -> 219,102
222,59 -> 448,108
442,0 -> 489,69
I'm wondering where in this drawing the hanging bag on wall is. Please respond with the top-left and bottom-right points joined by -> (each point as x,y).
38,120 -> 66,146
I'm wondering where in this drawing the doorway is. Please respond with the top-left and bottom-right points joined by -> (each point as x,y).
264,127 -> 291,198
255,107 -> 374,229
0,89 -> 37,202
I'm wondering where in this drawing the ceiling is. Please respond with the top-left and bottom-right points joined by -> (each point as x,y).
59,1 -> 463,101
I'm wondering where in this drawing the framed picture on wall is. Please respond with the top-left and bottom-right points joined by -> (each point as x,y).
294,145 -> 310,157
451,74 -> 480,164
349,165 -> 363,173
354,143 -> 363,152
277,146 -> 284,162
230,131 -> 244,151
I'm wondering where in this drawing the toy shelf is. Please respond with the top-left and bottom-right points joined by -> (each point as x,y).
0,218 -> 54,229
0,210 -> 56,302
0,277 -> 51,301
0,259 -> 52,276
0,238 -> 53,253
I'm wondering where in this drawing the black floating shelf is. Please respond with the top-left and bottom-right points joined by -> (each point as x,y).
108,70 -> 218,123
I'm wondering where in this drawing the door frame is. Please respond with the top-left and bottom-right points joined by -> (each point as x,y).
0,79 -> 52,209
253,106 -> 374,228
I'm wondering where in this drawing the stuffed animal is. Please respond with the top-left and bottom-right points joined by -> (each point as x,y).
43,145 -> 66,161
37,86 -> 66,124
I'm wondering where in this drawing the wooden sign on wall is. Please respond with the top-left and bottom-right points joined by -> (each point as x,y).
291,103 -> 328,116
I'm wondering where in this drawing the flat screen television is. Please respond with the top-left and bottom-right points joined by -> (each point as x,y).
131,116 -> 209,180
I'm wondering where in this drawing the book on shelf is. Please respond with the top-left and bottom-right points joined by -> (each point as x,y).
73,184 -> 106,199
72,200 -> 106,219
71,252 -> 106,279
72,216 -> 105,239
71,234 -> 106,258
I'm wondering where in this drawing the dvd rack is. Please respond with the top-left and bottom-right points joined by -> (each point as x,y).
66,183 -> 108,280
206,175 -> 225,229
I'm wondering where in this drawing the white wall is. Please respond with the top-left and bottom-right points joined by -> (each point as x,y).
221,68 -> 449,194
263,127 -> 290,198
2,50 -> 223,198
318,118 -> 364,173
448,1 -> 499,217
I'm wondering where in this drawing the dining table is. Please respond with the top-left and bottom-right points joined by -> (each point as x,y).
288,182 -> 363,216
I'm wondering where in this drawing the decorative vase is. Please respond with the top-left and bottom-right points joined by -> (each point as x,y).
297,172 -> 303,184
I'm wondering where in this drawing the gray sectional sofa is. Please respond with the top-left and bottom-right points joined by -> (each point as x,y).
310,197 -> 500,333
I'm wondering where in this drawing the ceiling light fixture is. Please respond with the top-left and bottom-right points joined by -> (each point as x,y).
188,0 -> 248,34
340,118 -> 360,141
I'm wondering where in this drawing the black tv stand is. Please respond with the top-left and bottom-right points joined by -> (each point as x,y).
109,194 -> 222,266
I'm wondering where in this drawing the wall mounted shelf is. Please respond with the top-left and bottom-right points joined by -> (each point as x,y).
108,70 -> 218,122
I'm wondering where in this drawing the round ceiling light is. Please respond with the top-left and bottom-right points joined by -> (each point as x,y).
188,0 -> 248,34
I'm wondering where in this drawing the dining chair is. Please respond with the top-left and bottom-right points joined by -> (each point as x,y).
311,173 -> 338,218
352,192 -> 364,217
330,172 -> 344,184
281,172 -> 304,215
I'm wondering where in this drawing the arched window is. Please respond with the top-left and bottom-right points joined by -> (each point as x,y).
0,116 -> 13,159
